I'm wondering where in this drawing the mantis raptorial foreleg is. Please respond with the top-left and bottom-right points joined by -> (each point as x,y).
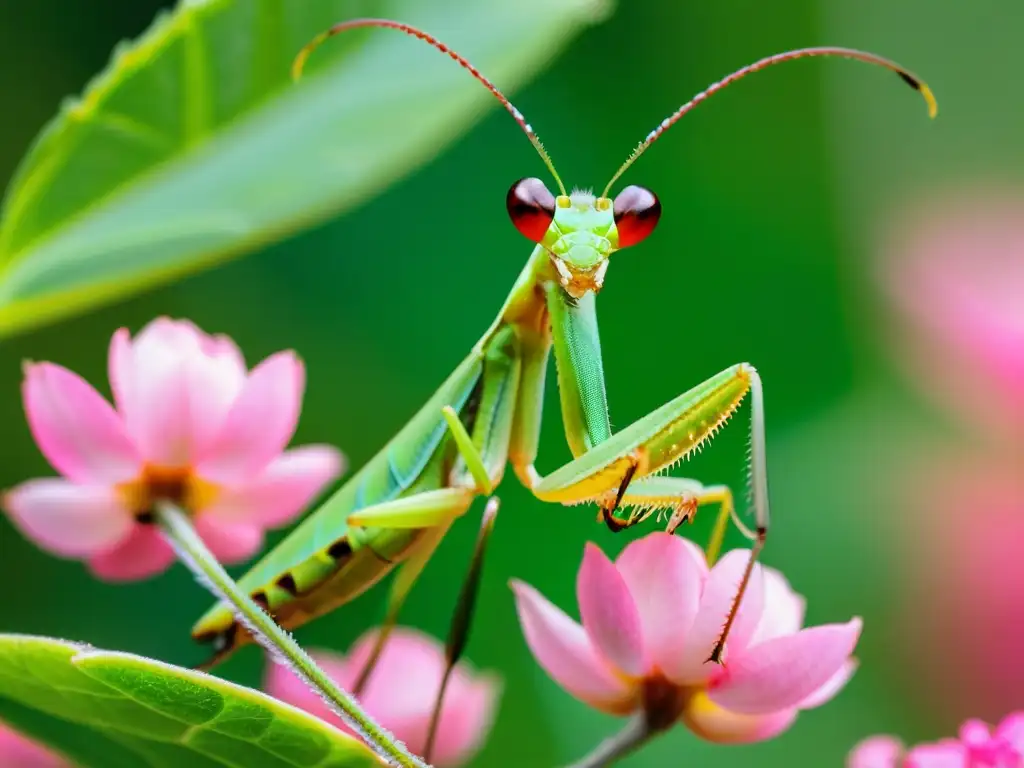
618,477 -> 735,544
524,361 -> 770,662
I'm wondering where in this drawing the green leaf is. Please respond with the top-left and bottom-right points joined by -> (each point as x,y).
0,634 -> 382,767
0,0 -> 609,339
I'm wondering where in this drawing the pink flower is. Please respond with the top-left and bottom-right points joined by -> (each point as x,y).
0,722 -> 67,767
894,457 -> 1024,721
265,627 -> 500,766
2,318 -> 343,580
877,193 -> 1024,720
880,192 -> 1024,442
511,533 -> 861,744
848,712 -> 1024,767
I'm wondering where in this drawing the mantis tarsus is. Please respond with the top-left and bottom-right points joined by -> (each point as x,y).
193,19 -> 935,688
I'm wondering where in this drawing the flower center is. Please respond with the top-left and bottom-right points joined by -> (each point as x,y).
639,674 -> 691,731
118,465 -> 220,522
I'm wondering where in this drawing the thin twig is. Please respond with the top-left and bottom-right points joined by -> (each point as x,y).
155,501 -> 429,768
566,714 -> 653,768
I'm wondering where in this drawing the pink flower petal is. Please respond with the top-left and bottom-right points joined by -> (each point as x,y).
996,711 -> 1024,752
115,319 -> 250,466
108,327 -> 133,415
181,334 -> 248,458
194,516 -> 264,565
957,717 -> 1024,766
671,549 -> 765,684
0,723 -> 67,767
197,352 -> 305,483
710,619 -> 862,715
905,741 -> 969,768
3,480 -> 132,557
88,525 -> 175,581
577,543 -> 645,678
348,629 -> 499,766
130,317 -> 209,361
510,580 -> 637,714
343,629 -> 446,715
846,736 -> 904,768
124,320 -> 199,466
615,532 -> 706,676
799,659 -> 858,709
23,363 -> 139,483
680,691 -> 797,744
749,566 -> 806,645
957,717 -> 991,747
203,334 -> 247,370
203,446 -> 343,527
428,673 -> 501,767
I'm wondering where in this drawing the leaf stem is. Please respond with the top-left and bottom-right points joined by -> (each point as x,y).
565,714 -> 653,768
155,501 -> 429,768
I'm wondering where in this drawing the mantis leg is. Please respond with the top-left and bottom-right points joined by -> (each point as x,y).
424,497 -> 499,762
352,518 -> 455,694
346,488 -> 476,529
519,360 -> 770,663
615,478 -> 740,565
352,406 -> 498,693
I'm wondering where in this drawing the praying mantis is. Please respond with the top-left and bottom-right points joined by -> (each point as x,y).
192,19 -> 935,681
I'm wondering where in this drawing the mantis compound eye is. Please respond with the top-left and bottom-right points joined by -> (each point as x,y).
613,185 -> 662,248
507,177 -> 556,243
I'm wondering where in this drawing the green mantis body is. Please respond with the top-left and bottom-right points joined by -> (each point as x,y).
192,19 -> 935,671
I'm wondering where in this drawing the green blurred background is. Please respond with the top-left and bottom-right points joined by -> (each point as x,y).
1,0 -> 1019,765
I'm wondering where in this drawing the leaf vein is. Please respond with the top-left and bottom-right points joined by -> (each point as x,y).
181,11 -> 212,145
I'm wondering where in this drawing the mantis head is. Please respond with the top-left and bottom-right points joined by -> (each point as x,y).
506,179 -> 661,299
294,21 -> 937,302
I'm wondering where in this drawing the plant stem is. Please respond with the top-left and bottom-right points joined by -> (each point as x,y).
566,714 -> 653,768
155,501 -> 428,768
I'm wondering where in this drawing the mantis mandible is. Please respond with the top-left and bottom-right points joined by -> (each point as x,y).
192,19 -> 935,680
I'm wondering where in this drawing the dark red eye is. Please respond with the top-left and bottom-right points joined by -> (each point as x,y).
507,177 -> 555,243
613,185 -> 661,248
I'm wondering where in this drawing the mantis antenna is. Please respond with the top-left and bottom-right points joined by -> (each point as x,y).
292,18 -> 567,196
602,47 -> 938,198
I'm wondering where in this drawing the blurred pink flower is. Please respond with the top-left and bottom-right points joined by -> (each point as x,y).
880,193 -> 1024,441
2,318 -> 343,580
878,192 -> 1024,721
511,533 -> 861,744
848,712 -> 1024,767
266,627 -> 499,767
0,722 -> 67,767
895,456 -> 1024,721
